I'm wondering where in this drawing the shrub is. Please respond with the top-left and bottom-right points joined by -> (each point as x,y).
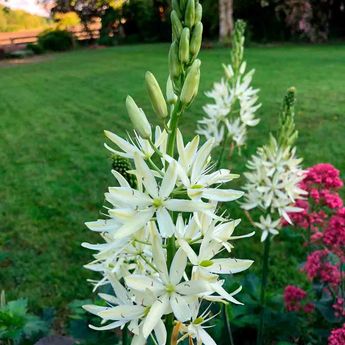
27,43 -> 44,55
38,30 -> 74,52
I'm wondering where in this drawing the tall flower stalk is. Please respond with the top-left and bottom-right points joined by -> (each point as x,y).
197,20 -> 261,162
82,1 -> 254,344
241,88 -> 306,345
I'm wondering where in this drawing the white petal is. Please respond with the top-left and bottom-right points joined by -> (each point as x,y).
156,207 -> 175,238
113,210 -> 154,239
202,188 -> 244,202
178,239 -> 198,265
154,319 -> 167,345
98,305 -> 145,320
198,327 -> 217,345
151,227 -> 169,281
208,258 -> 253,274
85,219 -> 120,232
125,275 -> 164,294
170,248 -> 187,285
143,295 -> 169,338
104,130 -> 138,156
165,199 -> 212,213
108,187 -> 152,208
160,161 -> 178,198
89,320 -> 126,331
134,153 -> 158,197
176,280 -> 210,295
170,293 -> 192,322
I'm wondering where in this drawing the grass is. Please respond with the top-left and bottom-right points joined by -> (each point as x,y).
0,43 -> 344,316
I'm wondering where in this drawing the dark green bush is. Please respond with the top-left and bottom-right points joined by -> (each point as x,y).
27,43 -> 44,55
38,30 -> 74,52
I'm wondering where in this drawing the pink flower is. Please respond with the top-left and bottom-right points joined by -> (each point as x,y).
320,190 -> 343,209
323,208 -> 345,262
333,298 -> 345,318
328,324 -> 345,345
284,285 -> 308,312
304,250 -> 341,286
304,164 -> 343,190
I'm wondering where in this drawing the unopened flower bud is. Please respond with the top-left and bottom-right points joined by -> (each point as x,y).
145,71 -> 168,119
195,3 -> 202,23
172,0 -> 182,18
126,96 -> 151,139
166,76 -> 178,104
171,10 -> 183,40
185,0 -> 195,28
190,22 -> 203,57
222,64 -> 234,79
239,61 -> 247,74
169,41 -> 182,79
179,28 -> 190,64
180,59 -> 201,105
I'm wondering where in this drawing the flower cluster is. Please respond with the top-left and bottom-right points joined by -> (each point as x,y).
304,249 -> 341,287
283,163 -> 344,337
284,285 -> 314,313
82,2 -> 254,344
242,88 -> 306,241
196,20 -> 260,150
328,324 -> 345,345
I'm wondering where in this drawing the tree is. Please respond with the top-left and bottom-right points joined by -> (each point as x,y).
219,0 -> 234,42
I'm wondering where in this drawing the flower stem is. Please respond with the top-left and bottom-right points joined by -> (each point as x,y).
122,324 -> 128,345
223,304 -> 235,345
257,234 -> 271,345
166,101 -> 183,160
216,136 -> 229,170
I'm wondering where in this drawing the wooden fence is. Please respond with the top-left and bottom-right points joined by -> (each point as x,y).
0,27 -> 100,49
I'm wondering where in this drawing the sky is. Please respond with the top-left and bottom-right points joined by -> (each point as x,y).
0,0 -> 50,17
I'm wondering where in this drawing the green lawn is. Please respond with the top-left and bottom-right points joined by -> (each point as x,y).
0,43 -> 344,315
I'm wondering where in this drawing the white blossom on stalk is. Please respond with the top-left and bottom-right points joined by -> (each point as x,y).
197,20 -> 260,150
242,88 -> 307,242
83,3 -> 254,344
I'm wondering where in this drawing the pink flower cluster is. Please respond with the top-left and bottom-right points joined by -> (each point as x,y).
304,250 -> 341,287
301,163 -> 343,190
328,324 -> 345,345
284,285 -> 314,313
333,298 -> 345,318
284,163 -> 345,335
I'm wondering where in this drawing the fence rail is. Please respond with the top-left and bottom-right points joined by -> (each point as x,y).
0,28 -> 100,48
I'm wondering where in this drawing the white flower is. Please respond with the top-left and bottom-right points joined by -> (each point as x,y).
178,307 -> 219,345
106,152 -> 211,239
197,62 -> 261,150
104,126 -> 167,160
242,136 -> 306,240
254,215 -> 281,242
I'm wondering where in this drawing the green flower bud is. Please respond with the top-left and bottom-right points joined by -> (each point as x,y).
180,59 -> 201,105
171,10 -> 183,40
111,155 -> 137,188
185,0 -> 195,28
145,71 -> 168,119
190,22 -> 203,57
179,28 -> 190,64
166,76 -> 178,104
126,95 -> 151,139
180,0 -> 188,12
169,41 -> 182,79
195,3 -> 202,23
172,0 -> 182,18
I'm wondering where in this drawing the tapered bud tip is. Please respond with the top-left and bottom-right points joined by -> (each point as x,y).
145,71 -> 168,119
288,86 -> 296,94
125,95 -> 151,139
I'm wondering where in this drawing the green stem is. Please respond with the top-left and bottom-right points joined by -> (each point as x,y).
257,234 -> 271,345
216,136 -> 229,170
122,324 -> 128,345
223,304 -> 235,345
166,101 -> 183,161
